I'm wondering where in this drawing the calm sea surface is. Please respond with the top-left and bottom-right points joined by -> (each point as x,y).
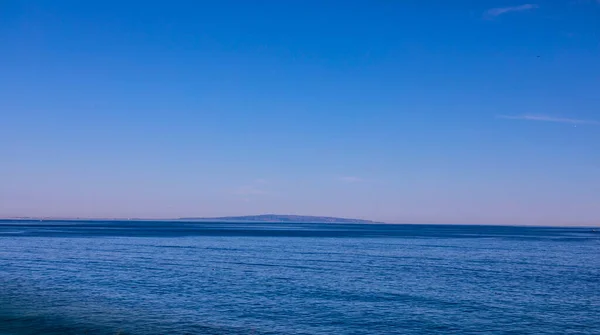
0,221 -> 598,334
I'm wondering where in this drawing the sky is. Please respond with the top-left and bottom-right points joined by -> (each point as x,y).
1,1 -> 599,225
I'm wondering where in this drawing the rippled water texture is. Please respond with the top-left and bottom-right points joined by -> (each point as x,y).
1,221 -> 599,334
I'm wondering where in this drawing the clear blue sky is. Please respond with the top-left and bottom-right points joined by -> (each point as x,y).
1,1 -> 599,225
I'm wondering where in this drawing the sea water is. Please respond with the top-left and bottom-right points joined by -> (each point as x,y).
1,221 -> 598,334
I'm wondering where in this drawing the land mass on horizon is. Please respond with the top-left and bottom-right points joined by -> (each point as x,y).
0,214 -> 382,224
178,214 -> 381,224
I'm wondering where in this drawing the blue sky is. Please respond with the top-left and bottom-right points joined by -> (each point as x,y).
1,1 -> 599,225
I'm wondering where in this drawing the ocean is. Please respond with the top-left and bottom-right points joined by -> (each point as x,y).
1,221 -> 598,334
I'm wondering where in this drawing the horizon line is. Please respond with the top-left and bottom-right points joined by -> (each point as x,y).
0,216 -> 597,228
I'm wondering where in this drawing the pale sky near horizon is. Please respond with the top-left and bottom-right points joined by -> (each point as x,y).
1,1 -> 599,225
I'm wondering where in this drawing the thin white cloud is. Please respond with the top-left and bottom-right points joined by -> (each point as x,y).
232,178 -> 273,196
233,186 -> 268,196
485,4 -> 539,17
497,114 -> 600,125
337,176 -> 364,183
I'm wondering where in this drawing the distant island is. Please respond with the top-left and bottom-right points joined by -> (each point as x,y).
178,214 -> 381,224
0,214 -> 382,224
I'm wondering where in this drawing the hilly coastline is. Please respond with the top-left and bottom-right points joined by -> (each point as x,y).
179,214 -> 381,224
1,215 -> 382,224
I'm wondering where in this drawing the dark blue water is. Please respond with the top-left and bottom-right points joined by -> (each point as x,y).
1,221 -> 599,334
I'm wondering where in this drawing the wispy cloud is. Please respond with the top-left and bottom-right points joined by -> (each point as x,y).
233,186 -> 269,196
497,114 -> 600,125
485,4 -> 539,17
232,178 -> 271,196
337,176 -> 364,183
